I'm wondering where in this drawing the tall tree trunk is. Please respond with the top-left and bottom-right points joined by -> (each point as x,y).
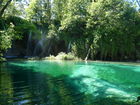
0,0 -> 12,17
85,48 -> 91,61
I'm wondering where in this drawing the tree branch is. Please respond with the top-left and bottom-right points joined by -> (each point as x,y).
0,0 -> 12,17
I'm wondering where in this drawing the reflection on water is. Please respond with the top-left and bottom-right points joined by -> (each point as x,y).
0,61 -> 140,105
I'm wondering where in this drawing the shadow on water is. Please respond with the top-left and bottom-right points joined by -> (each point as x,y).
0,61 -> 140,105
0,62 -> 85,105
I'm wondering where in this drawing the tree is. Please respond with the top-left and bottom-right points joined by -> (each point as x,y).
131,0 -> 140,7
0,23 -> 17,59
26,0 -> 51,25
52,0 -> 68,21
86,0 -> 140,60
0,0 -> 12,17
0,0 -> 140,61
59,0 -> 90,57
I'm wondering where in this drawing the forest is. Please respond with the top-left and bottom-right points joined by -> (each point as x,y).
0,0 -> 140,61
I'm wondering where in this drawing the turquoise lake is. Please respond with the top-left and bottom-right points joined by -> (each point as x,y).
0,61 -> 140,105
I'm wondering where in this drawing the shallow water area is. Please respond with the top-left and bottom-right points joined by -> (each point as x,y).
0,60 -> 140,105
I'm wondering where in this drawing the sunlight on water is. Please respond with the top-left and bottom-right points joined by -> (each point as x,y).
0,61 -> 140,105
70,62 -> 140,102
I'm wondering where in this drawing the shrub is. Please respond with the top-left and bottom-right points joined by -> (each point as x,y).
45,55 -> 56,60
56,52 -> 80,60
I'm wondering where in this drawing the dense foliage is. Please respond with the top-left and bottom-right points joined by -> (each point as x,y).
0,0 -> 140,61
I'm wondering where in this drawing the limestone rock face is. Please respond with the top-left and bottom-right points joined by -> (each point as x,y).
5,40 -> 27,58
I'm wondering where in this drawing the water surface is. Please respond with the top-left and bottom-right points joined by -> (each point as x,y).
0,61 -> 140,105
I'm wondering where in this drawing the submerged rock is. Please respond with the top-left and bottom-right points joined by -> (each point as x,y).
136,96 -> 140,102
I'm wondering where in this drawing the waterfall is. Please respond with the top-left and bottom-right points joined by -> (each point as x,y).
33,30 -> 47,57
67,41 -> 71,53
33,39 -> 44,56
26,31 -> 32,57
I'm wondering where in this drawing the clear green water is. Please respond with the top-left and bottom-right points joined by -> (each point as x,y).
0,61 -> 140,105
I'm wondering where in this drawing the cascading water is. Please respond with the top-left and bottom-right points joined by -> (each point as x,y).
33,30 -> 47,57
26,31 -> 33,57
67,41 -> 71,53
